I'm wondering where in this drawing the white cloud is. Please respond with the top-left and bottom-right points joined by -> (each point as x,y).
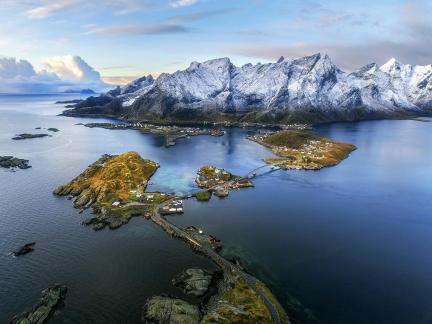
0,55 -> 109,94
25,0 -> 80,19
43,55 -> 102,83
170,0 -> 199,8
0,57 -> 36,78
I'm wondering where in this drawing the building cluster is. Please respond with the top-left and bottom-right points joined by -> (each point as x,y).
159,200 -> 184,215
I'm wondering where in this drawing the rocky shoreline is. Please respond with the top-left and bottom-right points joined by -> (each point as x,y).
0,156 -> 31,169
9,284 -> 67,324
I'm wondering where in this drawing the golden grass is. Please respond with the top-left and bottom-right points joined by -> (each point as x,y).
201,277 -> 273,323
58,151 -> 159,205
258,130 -> 356,170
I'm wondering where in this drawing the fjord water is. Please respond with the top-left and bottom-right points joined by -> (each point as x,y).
0,95 -> 431,324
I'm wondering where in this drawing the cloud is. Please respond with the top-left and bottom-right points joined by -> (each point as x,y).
170,0 -> 199,8
102,76 -> 138,85
85,23 -> 190,35
0,57 -> 36,78
228,0 -> 432,71
167,7 -> 238,24
43,55 -> 102,83
85,7 -> 236,36
25,0 -> 80,19
294,1 -> 375,29
0,55 -> 109,93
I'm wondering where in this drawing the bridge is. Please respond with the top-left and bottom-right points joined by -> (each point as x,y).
246,164 -> 281,179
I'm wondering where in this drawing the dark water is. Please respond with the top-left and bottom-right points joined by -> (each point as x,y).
1,95 -> 431,323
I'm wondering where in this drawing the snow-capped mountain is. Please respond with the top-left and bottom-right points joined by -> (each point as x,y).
64,53 -> 432,123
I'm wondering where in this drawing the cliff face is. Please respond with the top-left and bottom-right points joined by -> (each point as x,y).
63,54 -> 432,124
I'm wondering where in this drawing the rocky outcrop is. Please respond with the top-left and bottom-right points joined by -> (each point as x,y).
0,156 -> 31,169
142,296 -> 201,324
62,54 -> 432,124
12,133 -> 51,140
13,242 -> 36,256
172,268 -> 213,297
9,284 -> 67,324
53,152 -> 159,209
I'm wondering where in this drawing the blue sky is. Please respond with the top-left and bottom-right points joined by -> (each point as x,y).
0,0 -> 431,85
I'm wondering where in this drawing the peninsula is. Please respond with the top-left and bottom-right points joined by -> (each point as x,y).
82,122 -> 224,146
248,130 -> 356,170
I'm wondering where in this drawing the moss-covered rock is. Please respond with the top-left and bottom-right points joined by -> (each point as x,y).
195,191 -> 211,202
10,284 -> 67,324
142,296 -> 202,323
172,268 -> 213,297
201,274 -> 289,324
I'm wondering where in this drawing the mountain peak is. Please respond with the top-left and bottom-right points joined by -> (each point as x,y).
381,57 -> 401,72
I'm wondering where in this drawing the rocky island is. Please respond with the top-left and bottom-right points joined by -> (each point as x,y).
10,284 -> 67,324
53,152 -> 160,230
12,133 -> 51,140
13,242 -> 36,256
195,165 -> 253,198
249,130 -> 356,170
0,156 -> 31,169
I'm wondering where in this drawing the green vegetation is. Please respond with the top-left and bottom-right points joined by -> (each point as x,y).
202,276 -> 275,323
196,190 -> 211,201
250,130 -> 356,170
262,130 -> 321,149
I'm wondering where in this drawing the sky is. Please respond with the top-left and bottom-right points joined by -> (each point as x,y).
0,0 -> 431,91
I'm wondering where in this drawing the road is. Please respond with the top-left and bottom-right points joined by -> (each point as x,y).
150,201 -> 288,324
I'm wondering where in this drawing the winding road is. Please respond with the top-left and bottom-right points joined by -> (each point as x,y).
151,198 -> 289,324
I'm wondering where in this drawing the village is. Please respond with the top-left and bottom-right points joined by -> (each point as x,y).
247,130 -> 356,170
83,122 -> 225,146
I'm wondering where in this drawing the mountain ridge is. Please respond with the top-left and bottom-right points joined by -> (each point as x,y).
62,53 -> 432,124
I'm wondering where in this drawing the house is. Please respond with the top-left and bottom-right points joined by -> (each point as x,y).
111,201 -> 121,208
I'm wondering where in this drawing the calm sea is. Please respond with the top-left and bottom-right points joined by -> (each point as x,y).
0,94 -> 431,323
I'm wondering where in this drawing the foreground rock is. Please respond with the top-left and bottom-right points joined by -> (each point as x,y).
0,156 -> 31,169
54,152 -> 160,230
13,242 -> 36,256
249,130 -> 356,170
172,268 -> 213,297
12,133 -> 51,140
142,296 -> 201,323
143,271 -> 289,324
9,284 -> 67,324
201,274 -> 289,324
